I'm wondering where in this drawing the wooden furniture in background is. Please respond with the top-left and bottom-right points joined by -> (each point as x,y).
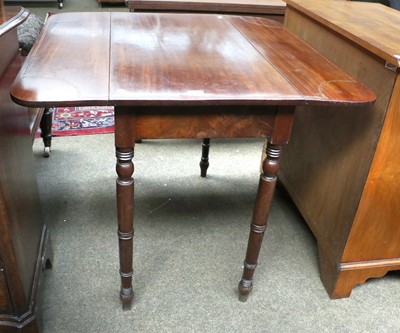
5,0 -> 64,9
11,12 -> 374,308
279,0 -> 400,298
127,0 -> 286,22
97,0 -> 124,4
0,4 -> 52,333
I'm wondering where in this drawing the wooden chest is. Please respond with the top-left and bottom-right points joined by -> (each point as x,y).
280,0 -> 400,298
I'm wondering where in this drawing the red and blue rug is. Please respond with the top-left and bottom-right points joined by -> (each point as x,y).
51,106 -> 114,136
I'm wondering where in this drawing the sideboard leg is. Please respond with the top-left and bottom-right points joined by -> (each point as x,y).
238,142 -> 282,301
199,138 -> 211,177
116,146 -> 135,309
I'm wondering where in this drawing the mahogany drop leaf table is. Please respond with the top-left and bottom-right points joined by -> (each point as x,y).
11,12 -> 375,308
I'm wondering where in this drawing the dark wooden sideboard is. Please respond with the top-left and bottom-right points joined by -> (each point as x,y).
98,0 -> 124,4
5,0 -> 64,9
280,0 -> 400,298
127,0 -> 286,22
0,4 -> 52,332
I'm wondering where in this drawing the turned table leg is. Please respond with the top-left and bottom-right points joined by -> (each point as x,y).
199,138 -> 211,177
116,146 -> 135,309
40,107 -> 52,157
238,142 -> 282,301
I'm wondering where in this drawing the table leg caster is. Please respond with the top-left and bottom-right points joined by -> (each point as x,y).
238,279 -> 252,302
43,146 -> 50,157
120,287 -> 134,310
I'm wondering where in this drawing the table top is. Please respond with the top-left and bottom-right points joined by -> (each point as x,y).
11,12 -> 375,108
285,0 -> 400,68
127,0 -> 286,15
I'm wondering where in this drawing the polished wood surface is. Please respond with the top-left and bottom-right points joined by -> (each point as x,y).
0,6 -> 52,332
12,12 -> 375,108
11,12 -> 375,308
128,0 -> 286,15
345,77 -> 400,261
12,12 -> 111,107
280,0 -> 400,298
286,0 -> 400,67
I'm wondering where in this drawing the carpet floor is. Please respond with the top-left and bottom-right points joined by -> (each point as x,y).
51,106 -> 114,136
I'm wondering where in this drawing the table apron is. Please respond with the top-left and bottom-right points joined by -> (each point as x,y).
113,105 -> 292,144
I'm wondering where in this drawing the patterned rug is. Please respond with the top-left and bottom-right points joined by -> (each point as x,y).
50,106 -> 114,136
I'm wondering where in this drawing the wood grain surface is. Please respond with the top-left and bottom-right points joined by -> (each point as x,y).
11,12 -> 111,106
285,0 -> 400,67
128,0 -> 286,15
11,12 -> 375,108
